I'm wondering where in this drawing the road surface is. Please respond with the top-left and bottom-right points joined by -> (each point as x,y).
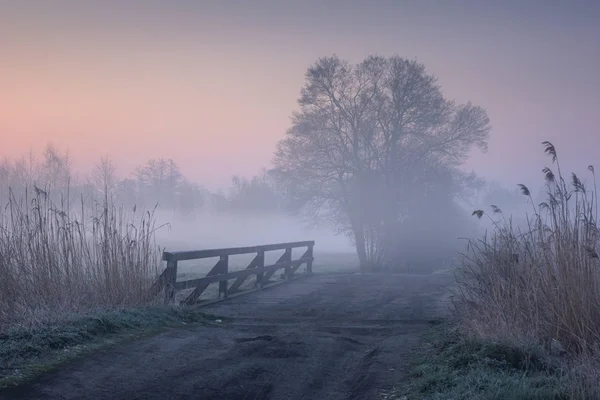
0,272 -> 454,400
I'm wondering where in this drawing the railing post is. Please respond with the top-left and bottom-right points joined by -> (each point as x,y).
283,247 -> 292,279
164,260 -> 178,305
256,250 -> 265,288
219,255 -> 229,298
306,243 -> 314,273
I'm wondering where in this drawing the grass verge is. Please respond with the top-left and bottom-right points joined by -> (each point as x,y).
387,320 -> 572,400
0,306 -> 220,389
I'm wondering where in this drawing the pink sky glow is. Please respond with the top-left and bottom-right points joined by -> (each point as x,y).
1,1 -> 599,190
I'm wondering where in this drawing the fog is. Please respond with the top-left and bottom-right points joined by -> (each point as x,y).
0,146 -> 478,273
1,133 -> 595,276
153,210 -> 354,254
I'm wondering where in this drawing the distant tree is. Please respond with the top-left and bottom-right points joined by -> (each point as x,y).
89,156 -> 118,199
0,151 -> 36,190
274,55 -> 490,271
209,191 -> 229,213
135,158 -> 183,208
177,181 -> 208,215
0,147 -> 70,205
38,144 -> 73,193
480,182 -> 528,214
226,170 -> 282,213
115,178 -> 140,208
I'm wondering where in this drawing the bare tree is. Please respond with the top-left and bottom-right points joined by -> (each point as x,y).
227,170 -> 282,213
89,156 -> 118,199
274,55 -> 490,271
0,147 -> 69,205
38,144 -> 73,192
135,158 -> 183,208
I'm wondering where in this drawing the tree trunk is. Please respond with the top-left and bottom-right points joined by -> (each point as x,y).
381,186 -> 400,270
381,214 -> 396,270
351,220 -> 369,272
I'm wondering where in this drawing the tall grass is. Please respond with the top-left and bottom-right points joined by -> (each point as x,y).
455,142 -> 600,395
0,185 -> 164,331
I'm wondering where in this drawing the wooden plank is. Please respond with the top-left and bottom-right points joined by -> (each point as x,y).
228,254 -> 261,294
174,258 -> 313,291
256,251 -> 265,288
306,243 -> 314,273
181,258 -> 227,305
149,266 -> 169,296
285,259 -> 307,278
218,256 -> 229,298
288,248 -> 311,276
163,260 -> 178,304
264,248 -> 292,281
162,241 -> 315,262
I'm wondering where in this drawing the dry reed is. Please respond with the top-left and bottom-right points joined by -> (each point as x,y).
454,141 -> 600,395
0,185 -> 164,331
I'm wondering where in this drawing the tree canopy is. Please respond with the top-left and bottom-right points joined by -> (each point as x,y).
274,55 -> 491,270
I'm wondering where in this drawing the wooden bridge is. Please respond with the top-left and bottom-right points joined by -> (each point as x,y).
151,240 -> 315,305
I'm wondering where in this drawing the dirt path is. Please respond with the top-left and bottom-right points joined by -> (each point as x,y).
0,272 -> 455,400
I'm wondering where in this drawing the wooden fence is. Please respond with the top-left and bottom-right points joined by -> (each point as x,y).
151,241 -> 315,305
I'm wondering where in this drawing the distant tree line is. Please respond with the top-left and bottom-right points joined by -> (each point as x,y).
0,144 -> 286,216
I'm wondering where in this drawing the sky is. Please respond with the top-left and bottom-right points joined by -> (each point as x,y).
1,0 -> 599,192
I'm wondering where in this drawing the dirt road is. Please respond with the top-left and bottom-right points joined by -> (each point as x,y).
0,272 -> 454,400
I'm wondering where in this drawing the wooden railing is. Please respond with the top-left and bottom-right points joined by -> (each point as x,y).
151,241 -> 315,305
